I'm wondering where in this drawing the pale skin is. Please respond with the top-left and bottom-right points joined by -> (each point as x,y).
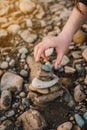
34,2 -> 87,69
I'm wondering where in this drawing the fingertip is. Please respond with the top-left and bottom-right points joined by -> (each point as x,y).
35,57 -> 39,62
54,63 -> 58,69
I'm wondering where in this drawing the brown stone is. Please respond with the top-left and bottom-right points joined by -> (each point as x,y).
73,30 -> 87,44
18,109 -> 47,130
59,77 -> 72,89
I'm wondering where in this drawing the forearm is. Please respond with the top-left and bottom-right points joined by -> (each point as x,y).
59,2 -> 87,42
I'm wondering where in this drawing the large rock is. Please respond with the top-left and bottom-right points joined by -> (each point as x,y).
0,72 -> 23,92
18,109 -> 47,130
19,0 -> 36,14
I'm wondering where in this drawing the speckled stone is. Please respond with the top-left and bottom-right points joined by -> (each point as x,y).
1,90 -> 12,110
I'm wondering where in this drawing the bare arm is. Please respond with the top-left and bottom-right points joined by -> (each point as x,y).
34,2 -> 87,68
59,2 -> 87,42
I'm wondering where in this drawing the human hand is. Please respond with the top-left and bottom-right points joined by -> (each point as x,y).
34,35 -> 70,68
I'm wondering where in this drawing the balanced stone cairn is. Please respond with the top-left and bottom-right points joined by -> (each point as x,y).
28,61 -> 64,106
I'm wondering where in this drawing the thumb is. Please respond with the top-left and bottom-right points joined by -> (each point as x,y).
54,52 -> 63,69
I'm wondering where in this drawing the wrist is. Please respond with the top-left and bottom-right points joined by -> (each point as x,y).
57,31 -> 73,44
